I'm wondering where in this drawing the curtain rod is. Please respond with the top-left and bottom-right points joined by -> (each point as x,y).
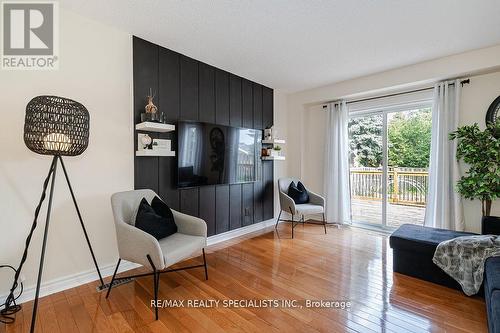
322,79 -> 470,108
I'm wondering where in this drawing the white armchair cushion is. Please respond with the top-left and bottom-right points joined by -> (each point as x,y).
295,204 -> 324,215
159,233 -> 206,267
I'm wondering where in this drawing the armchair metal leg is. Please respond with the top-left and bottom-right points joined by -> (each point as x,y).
302,215 -> 305,225
105,258 -> 121,299
322,213 -> 327,234
275,210 -> 282,229
147,255 -> 159,320
153,272 -> 159,320
202,249 -> 208,280
291,214 -> 294,239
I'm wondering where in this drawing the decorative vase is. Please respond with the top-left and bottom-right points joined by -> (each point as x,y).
481,215 -> 500,235
141,92 -> 160,122
145,95 -> 158,114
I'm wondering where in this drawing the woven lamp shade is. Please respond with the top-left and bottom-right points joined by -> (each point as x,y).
24,96 -> 90,156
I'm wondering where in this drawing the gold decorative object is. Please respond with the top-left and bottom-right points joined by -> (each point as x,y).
145,88 -> 158,114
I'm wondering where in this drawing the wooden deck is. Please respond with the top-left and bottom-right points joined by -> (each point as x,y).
1,225 -> 486,333
351,199 -> 425,228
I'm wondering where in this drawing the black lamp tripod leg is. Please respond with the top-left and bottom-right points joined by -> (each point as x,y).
106,259 -> 121,299
58,156 -> 104,287
30,156 -> 58,333
2,157 -> 57,319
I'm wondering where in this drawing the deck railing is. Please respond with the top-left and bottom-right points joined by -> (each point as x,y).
350,167 -> 428,207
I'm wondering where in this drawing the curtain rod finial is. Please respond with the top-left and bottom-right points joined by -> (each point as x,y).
460,79 -> 470,87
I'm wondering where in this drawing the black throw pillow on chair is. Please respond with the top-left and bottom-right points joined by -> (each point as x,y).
135,197 -> 177,240
288,181 -> 309,204
297,181 -> 310,202
151,196 -> 175,221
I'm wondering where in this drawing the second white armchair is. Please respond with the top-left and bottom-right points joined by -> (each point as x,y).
277,177 -> 327,238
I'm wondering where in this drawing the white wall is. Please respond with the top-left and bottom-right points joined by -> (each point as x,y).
0,10 -> 133,297
460,71 -> 500,232
272,90 -> 289,216
286,46 -> 500,233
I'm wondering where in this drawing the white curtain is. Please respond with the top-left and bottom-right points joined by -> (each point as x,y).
424,80 -> 464,230
324,101 -> 351,224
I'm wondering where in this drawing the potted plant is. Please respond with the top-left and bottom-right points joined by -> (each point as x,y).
272,145 -> 282,157
449,120 -> 500,233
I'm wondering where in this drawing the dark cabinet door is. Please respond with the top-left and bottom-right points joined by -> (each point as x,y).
230,184 -> 242,230
215,69 -> 230,126
263,86 -> 273,129
242,79 -> 253,129
180,56 -> 199,121
199,63 -> 215,123
242,183 -> 254,226
159,47 -> 180,121
216,185 -> 230,233
253,84 -> 263,129
230,74 -> 242,127
158,156 -> 179,211
158,116 -> 178,210
263,162 -> 274,220
253,180 -> 264,223
180,188 -> 199,217
133,37 -> 159,193
200,186 -> 216,236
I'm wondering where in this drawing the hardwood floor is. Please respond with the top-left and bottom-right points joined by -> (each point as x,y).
1,224 -> 487,333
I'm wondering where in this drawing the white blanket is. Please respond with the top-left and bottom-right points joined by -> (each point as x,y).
433,235 -> 500,296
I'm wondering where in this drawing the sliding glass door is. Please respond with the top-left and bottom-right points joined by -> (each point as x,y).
348,105 -> 431,229
349,113 -> 384,226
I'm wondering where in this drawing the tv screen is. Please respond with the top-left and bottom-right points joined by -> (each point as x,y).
177,122 -> 262,188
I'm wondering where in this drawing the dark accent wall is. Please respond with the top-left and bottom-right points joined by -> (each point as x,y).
133,36 -> 274,236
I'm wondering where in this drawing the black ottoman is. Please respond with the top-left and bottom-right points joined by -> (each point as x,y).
389,224 -> 476,290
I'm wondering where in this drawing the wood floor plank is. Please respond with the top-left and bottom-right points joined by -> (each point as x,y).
1,225 -> 488,332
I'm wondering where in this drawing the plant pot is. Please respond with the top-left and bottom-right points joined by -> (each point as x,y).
481,215 -> 500,235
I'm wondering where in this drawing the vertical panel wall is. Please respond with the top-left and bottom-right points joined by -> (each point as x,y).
180,56 -> 199,121
229,184 -> 242,230
242,183 -> 254,226
133,37 -> 159,193
242,79 -> 253,128
215,69 -> 230,126
229,74 -> 242,127
180,188 -> 199,217
216,185 -> 230,233
158,47 -> 180,209
133,36 -> 274,236
199,63 -> 215,123
200,186 -> 216,236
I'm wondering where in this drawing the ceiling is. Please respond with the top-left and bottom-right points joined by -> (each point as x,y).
61,0 -> 500,93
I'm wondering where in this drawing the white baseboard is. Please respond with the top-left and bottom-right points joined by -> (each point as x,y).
1,217 -> 275,307
207,218 -> 276,246
0,261 -> 140,308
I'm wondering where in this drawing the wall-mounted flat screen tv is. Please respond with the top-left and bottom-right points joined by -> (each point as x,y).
177,122 -> 262,188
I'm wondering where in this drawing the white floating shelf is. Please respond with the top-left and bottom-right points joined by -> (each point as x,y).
262,139 -> 286,144
136,150 -> 176,157
261,156 -> 285,161
136,122 -> 175,133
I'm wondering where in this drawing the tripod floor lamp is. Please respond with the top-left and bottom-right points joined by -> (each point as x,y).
2,96 -> 104,333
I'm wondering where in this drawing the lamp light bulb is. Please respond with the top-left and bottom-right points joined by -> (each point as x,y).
43,133 -> 72,152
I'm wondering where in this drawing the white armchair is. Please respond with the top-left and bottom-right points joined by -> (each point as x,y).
107,189 -> 208,320
277,178 -> 327,238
